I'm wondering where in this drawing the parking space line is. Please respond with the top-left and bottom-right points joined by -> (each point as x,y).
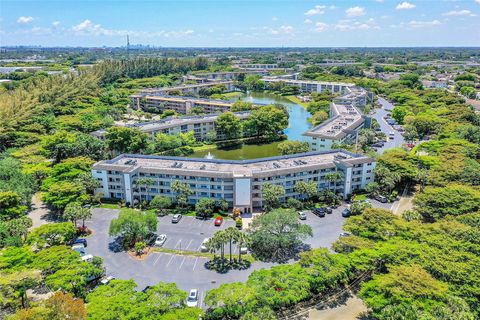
184,239 -> 193,250
174,239 -> 182,249
153,253 -> 163,266
186,218 -> 195,226
178,256 -> 186,269
193,257 -> 199,271
166,254 -> 175,267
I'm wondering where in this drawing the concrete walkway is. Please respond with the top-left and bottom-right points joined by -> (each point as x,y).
28,193 -> 52,229
308,296 -> 367,320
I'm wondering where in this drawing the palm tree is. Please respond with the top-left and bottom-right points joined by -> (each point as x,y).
325,171 -> 343,191
135,178 -> 155,203
235,231 -> 249,263
224,227 -> 240,263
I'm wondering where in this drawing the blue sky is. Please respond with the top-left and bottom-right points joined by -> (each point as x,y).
1,0 -> 480,47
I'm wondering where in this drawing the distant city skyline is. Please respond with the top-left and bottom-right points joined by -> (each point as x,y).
1,0 -> 480,47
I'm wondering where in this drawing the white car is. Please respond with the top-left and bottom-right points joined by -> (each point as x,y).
155,234 -> 167,246
298,211 -> 307,220
240,246 -> 248,254
100,275 -> 115,285
200,238 -> 210,252
186,289 -> 199,307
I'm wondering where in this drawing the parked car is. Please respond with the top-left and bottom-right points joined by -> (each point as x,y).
313,207 -> 326,218
298,211 -> 308,220
341,208 -> 351,218
155,234 -> 167,246
388,131 -> 395,139
375,195 -> 388,203
214,217 -> 223,226
100,275 -> 115,285
200,238 -> 210,252
73,238 -> 87,247
340,232 -> 351,237
172,214 -> 182,223
372,142 -> 384,148
186,289 -> 199,307
81,254 -> 94,263
326,207 -> 333,214
72,244 -> 86,255
240,246 -> 248,254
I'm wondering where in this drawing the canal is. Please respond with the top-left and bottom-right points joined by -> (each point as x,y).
189,92 -> 312,160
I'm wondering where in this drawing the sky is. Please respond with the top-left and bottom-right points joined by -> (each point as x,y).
1,0 -> 480,47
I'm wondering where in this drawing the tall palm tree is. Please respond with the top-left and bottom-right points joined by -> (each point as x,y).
224,227 -> 239,263
325,171 -> 343,191
235,231 -> 249,263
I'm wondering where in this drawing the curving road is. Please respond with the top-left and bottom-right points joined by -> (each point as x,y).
371,97 -> 405,153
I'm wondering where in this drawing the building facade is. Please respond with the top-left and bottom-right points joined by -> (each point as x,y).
130,95 -> 237,114
92,112 -> 250,142
92,150 -> 375,212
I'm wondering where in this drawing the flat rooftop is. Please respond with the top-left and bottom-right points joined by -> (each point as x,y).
93,150 -> 374,176
262,78 -> 356,87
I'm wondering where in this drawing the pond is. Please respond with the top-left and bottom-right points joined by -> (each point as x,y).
189,92 -> 312,160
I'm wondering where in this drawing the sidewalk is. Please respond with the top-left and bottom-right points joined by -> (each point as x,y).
28,193 -> 52,230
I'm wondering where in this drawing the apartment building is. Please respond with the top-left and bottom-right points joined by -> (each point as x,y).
183,70 -> 267,83
92,150 -> 375,212
130,95 -> 236,114
91,112 -> 250,141
262,78 -> 356,94
135,81 -> 235,96
304,88 -> 369,151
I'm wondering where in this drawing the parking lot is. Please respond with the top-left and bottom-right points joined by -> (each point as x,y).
83,203 -> 395,305
155,215 -> 236,252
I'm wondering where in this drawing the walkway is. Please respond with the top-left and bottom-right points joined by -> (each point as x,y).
28,193 -> 52,229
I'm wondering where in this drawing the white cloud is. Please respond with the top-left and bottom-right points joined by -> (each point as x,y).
476,0 -> 480,4
443,9 -> 476,16
314,22 -> 329,32
265,25 -> 294,35
52,21 -> 60,28
17,16 -> 34,24
407,19 -> 441,27
346,6 -> 365,17
305,5 -> 326,16
71,19 -> 194,38
396,2 -> 416,10
304,19 -> 313,24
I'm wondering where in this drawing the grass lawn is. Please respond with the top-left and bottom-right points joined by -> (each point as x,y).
284,95 -> 309,108
222,91 -> 243,98
152,247 -> 255,262
192,144 -> 216,152
353,194 -> 368,201
97,203 -> 121,209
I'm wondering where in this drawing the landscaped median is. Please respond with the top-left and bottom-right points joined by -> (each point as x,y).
151,246 -> 255,263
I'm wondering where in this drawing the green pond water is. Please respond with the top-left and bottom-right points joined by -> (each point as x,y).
189,92 -> 312,160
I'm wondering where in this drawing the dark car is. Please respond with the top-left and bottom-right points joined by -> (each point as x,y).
342,208 -> 351,218
313,207 -> 326,218
73,238 -> 87,247
326,207 -> 333,214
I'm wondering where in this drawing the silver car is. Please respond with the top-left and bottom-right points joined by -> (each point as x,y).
155,234 -> 167,246
172,214 -> 182,223
298,211 -> 308,220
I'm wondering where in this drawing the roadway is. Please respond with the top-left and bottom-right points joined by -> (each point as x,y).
371,97 -> 405,153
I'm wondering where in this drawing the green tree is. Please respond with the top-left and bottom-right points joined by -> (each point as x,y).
349,200 -> 373,216
205,282 -> 256,319
215,112 -> 242,140
294,181 -> 318,202
195,198 -> 216,220
171,181 -> 193,209
0,191 -> 28,220
261,183 -> 285,211
277,140 -> 309,155
29,223 -> 76,247
150,196 -> 172,216
43,181 -> 89,212
0,269 -> 42,309
309,110 -> 329,126
134,242 -> 147,256
413,184 -> 480,222
247,264 -> 311,309
243,105 -> 288,139
109,209 -> 158,249
248,208 -> 312,261
105,126 -> 148,154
